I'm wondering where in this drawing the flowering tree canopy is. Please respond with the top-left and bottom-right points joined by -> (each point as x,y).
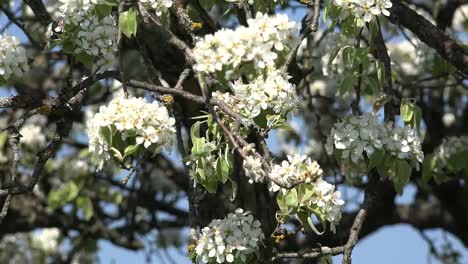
0,0 -> 467,263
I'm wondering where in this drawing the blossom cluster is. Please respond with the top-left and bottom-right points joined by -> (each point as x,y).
87,95 -> 176,169
270,155 -> 344,232
19,124 -> 46,148
269,154 -> 324,192
332,0 -> 393,22
311,179 -> 345,232
0,34 -> 29,81
140,0 -> 173,16
212,70 -> 298,123
432,136 -> 468,173
56,0 -> 104,22
50,0 -> 117,71
193,13 -> 299,79
71,14 -> 118,70
242,155 -> 264,184
31,228 -> 60,254
326,113 -> 424,170
190,208 -> 264,263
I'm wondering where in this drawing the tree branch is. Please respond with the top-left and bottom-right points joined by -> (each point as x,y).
386,0 -> 468,74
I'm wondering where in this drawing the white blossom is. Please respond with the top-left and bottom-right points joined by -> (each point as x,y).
442,112 -> 456,127
432,136 -> 468,174
49,0 -> 118,72
20,124 -> 46,148
268,155 -> 344,231
268,154 -> 323,192
212,70 -> 298,123
0,34 -> 29,81
243,155 -> 264,183
326,113 -> 424,178
331,0 -> 393,22
72,14 -> 118,71
193,13 -> 299,79
191,208 -> 264,264
87,95 -> 176,169
453,4 -> 468,31
57,0 -> 106,21
31,228 -> 60,254
311,179 -> 345,232
140,0 -> 172,16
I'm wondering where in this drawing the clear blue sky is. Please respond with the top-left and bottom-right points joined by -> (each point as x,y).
2,4 -> 468,264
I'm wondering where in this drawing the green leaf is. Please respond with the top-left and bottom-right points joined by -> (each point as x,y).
95,4 -> 113,18
338,72 -> 355,95
203,177 -> 218,194
368,19 -> 379,42
216,157 -> 230,184
341,46 -> 353,66
328,46 -> 344,65
47,181 -> 80,210
299,184 -> 315,205
0,132 -> 8,149
76,52 -> 94,67
284,189 -> 298,209
296,211 -> 310,230
276,191 -> 289,215
100,126 -> 113,145
400,99 -> 414,123
119,8 -> 138,38
103,0 -> 118,6
110,147 -> 124,162
376,60 -> 385,87
253,109 -> 274,128
76,196 -> 94,221
412,105 -> 422,133
192,137 -> 206,156
422,154 -> 436,183
368,148 -> 385,170
229,179 -> 238,201
124,144 -> 140,157
190,121 -> 201,142
393,159 -> 412,194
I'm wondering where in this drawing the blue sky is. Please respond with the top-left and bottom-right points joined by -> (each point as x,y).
2,3 -> 468,264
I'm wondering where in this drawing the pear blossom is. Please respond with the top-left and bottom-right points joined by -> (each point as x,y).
330,0 -> 393,22
212,70 -> 298,124
268,154 -> 324,192
140,0 -> 173,16
193,13 -> 299,79
243,155 -> 265,183
326,113 -> 424,178
432,136 -> 468,175
19,124 -> 46,148
87,95 -> 176,169
0,34 -> 29,81
71,14 -> 118,71
31,228 -> 60,254
49,0 -> 118,72
268,155 -> 344,231
191,208 -> 264,263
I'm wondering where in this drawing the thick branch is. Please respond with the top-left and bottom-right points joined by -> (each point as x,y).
387,0 -> 468,74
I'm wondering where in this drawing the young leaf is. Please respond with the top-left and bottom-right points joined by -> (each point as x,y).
119,8 -> 138,38
400,99 -> 414,123
284,189 -> 298,208
216,158 -> 230,184
76,196 -> 94,221
413,105 -> 422,133
124,144 -> 140,157
368,148 -> 385,170
276,191 -> 289,214
394,159 -> 412,194
422,154 -> 435,183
